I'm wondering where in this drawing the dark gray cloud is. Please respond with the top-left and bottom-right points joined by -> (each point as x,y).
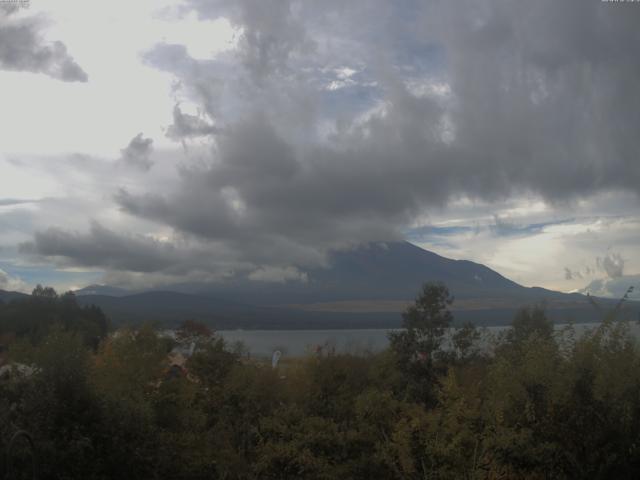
120,133 -> 154,170
115,115 -> 411,258
17,221 -> 302,287
0,6 -> 88,82
421,0 -> 640,200
564,267 -> 582,281
163,0 -> 640,201
19,222 -> 205,274
166,104 -> 219,141
22,0 -> 640,282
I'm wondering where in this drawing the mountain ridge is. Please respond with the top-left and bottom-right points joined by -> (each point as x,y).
3,242 -> 637,328
0,289 -> 29,304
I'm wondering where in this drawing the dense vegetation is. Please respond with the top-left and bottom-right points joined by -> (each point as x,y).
1,283 -> 640,479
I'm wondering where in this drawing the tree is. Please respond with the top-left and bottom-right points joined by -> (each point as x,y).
390,282 -> 454,356
451,321 -> 481,362
0,285 -> 109,347
31,284 -> 58,300
175,319 -> 214,355
10,327 -> 101,479
388,282 -> 454,403
507,305 -> 553,346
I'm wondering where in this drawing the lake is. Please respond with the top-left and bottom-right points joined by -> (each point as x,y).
218,322 -> 640,358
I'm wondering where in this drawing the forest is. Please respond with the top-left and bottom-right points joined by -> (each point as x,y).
1,283 -> 639,479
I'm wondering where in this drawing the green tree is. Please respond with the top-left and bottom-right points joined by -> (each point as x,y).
8,327 -> 101,479
0,285 -> 109,348
388,282 -> 454,404
506,305 -> 554,346
31,284 -> 58,300
451,321 -> 481,362
399,282 -> 453,352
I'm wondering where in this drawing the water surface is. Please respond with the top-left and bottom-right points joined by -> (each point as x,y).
218,322 -> 640,358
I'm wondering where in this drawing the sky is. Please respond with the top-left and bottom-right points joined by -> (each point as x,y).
0,0 -> 639,299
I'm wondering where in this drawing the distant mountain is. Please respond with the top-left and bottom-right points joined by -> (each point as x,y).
181,242 -> 583,305
76,291 -> 253,323
69,242 -> 639,328
0,289 -> 29,304
74,285 -> 132,297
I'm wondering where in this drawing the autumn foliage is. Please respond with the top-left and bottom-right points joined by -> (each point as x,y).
1,284 -> 640,479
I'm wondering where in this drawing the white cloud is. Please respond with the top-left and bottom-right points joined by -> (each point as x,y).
580,276 -> 640,300
0,0 -> 238,157
0,268 -> 27,292
411,196 -> 640,293
248,266 -> 308,283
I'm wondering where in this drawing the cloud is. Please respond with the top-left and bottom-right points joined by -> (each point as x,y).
166,104 -> 219,141
158,0 -> 640,199
0,267 -> 27,292
420,0 -> 640,200
580,275 -> 640,300
20,222 -> 190,273
248,265 -> 308,283
112,115 -> 409,266
0,198 -> 38,207
0,6 -> 88,82
18,0 -> 640,285
19,221 -> 262,285
183,0 -> 313,80
598,252 -> 625,279
564,267 -> 583,281
489,215 -> 560,238
120,133 -> 154,171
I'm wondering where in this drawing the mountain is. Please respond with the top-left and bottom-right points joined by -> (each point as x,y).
69,242 -> 639,328
189,242 -> 541,304
74,285 -> 132,297
0,289 -> 29,304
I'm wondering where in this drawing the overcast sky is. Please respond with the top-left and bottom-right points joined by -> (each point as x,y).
1,0 -> 639,298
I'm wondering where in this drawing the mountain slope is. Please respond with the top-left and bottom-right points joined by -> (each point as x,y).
74,285 -> 132,297
54,242 -> 640,328
187,242 -> 577,305
0,289 -> 29,304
